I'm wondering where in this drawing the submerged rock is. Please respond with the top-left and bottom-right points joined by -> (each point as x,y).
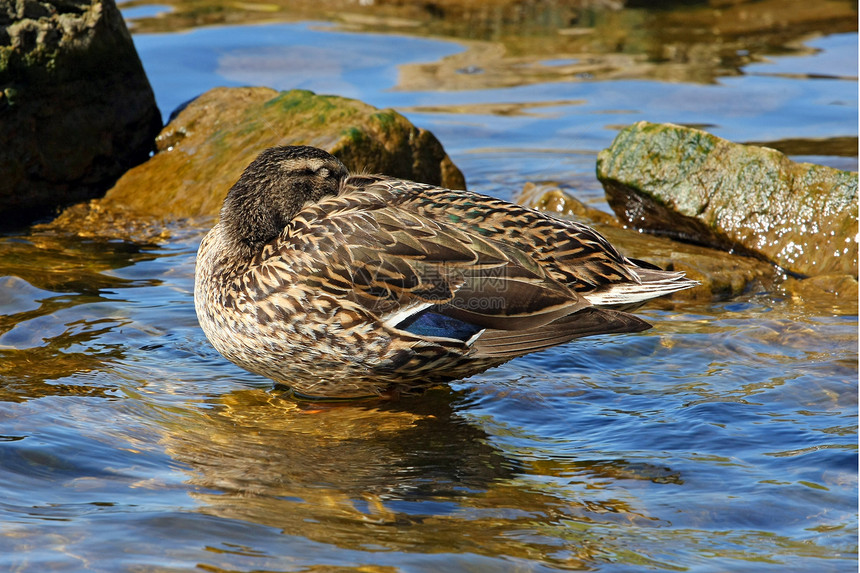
0,0 -> 162,226
48,86 -> 465,238
596,121 -> 858,278
781,272 -> 858,316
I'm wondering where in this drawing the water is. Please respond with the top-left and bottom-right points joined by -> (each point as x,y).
1,5 -> 857,572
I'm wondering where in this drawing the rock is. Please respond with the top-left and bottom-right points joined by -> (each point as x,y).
515,183 -> 778,302
599,225 -> 776,303
47,86 -> 465,238
515,182 -> 619,228
781,273 -> 858,316
596,121 -> 858,278
0,0 -> 162,226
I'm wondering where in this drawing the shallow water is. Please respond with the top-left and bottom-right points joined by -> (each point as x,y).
1,4 -> 857,572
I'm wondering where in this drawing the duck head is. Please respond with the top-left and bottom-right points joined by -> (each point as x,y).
220,145 -> 348,260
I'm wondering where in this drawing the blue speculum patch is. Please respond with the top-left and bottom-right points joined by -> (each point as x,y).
397,309 -> 483,341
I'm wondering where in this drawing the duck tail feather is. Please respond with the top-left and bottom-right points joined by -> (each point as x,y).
470,307 -> 651,359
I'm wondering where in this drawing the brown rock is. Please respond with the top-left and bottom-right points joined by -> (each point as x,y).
0,0 -> 162,226
781,273 -> 859,316
48,86 -> 465,238
516,182 -> 619,227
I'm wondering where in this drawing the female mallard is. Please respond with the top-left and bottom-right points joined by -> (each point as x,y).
194,145 -> 696,399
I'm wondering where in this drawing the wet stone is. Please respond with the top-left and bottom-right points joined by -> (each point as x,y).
0,0 -> 162,227
515,182 -> 619,228
596,121 -> 858,278
47,86 -> 465,240
781,273 -> 859,316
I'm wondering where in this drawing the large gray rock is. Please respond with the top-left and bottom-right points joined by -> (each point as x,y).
0,0 -> 162,226
596,122 -> 858,278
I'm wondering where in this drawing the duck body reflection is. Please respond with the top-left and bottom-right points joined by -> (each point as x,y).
164,386 -> 676,567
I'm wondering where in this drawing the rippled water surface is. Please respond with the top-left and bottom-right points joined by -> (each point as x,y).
1,3 -> 857,572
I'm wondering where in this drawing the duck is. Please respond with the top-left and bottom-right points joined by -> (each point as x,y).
194,145 -> 697,399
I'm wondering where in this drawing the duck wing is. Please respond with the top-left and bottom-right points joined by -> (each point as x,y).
469,307 -> 650,358
291,191 -> 585,335
377,178 -> 696,309
279,178 -> 668,352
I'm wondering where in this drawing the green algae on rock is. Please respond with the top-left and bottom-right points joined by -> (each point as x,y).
49,86 -> 465,238
0,0 -> 162,227
596,121 -> 858,278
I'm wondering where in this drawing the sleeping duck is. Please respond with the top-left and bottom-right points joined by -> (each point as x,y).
194,145 -> 696,399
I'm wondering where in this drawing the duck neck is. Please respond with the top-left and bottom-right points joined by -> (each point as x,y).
219,178 -> 305,266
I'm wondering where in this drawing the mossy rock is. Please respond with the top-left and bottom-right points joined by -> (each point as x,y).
49,86 -> 465,237
0,0 -> 162,226
596,121 -> 858,277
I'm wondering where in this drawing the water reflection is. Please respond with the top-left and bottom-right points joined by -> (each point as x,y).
0,332 -> 124,402
0,233 -> 162,401
122,0 -> 858,88
0,233 -> 159,294
166,387 -> 681,566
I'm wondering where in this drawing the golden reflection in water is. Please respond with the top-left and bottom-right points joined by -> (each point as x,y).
0,234 -> 158,401
0,336 -> 124,402
0,233 -> 156,294
162,388 -> 680,567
